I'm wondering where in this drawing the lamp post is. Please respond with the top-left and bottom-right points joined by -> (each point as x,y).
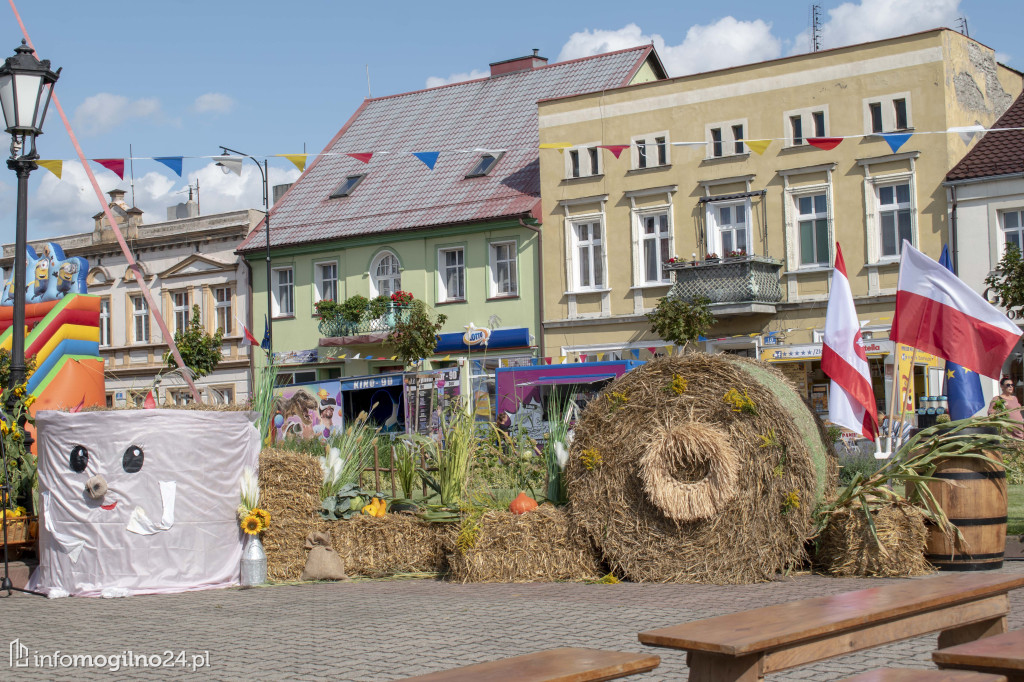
216,147 -> 271,354
0,40 -> 58,597
0,40 -> 60,394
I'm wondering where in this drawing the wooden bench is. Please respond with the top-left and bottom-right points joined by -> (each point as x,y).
638,573 -> 1024,682
933,629 -> 1024,681
840,669 -> 1008,681
393,647 -> 660,682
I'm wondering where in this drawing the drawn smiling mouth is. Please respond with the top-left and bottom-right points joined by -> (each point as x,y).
101,501 -> 117,511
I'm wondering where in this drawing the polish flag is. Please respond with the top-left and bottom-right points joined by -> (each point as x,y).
237,317 -> 261,347
822,243 -> 878,439
892,242 -> 1021,379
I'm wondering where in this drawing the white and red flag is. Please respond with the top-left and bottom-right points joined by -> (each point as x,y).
822,243 -> 879,439
237,317 -> 261,347
892,242 -> 1021,379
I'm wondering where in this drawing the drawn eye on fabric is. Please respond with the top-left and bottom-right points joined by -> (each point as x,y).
69,444 -> 89,473
122,445 -> 144,474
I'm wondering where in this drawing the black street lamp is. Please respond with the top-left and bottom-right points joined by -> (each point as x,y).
0,40 -> 60,393
215,147 -> 271,354
0,39 -> 58,597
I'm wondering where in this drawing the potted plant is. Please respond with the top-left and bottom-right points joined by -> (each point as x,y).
704,252 -> 720,263
367,295 -> 390,321
726,249 -> 747,259
1,357 -> 39,551
390,290 -> 414,307
314,299 -> 342,322
339,295 -> 369,331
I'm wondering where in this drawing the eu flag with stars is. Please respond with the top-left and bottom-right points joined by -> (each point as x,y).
261,315 -> 271,352
939,246 -> 985,419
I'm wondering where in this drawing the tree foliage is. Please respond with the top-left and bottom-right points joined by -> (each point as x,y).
984,245 -> 1024,319
645,295 -> 716,352
386,299 -> 447,367
164,304 -> 224,379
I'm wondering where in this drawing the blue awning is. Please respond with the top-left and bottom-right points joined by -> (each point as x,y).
339,373 -> 404,392
516,373 -> 617,387
435,327 -> 531,353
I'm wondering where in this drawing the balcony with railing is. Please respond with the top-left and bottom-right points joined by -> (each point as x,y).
663,255 -> 783,316
317,302 -> 412,341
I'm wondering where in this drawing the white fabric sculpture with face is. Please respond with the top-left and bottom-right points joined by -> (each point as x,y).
27,409 -> 260,597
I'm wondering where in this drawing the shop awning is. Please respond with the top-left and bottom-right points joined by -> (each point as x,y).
435,327 -> 531,353
339,373 -> 404,392
516,373 -> 617,387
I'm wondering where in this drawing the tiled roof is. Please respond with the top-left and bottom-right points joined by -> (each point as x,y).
239,46 -> 655,252
946,92 -> 1024,182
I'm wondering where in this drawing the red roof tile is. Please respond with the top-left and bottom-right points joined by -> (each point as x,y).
946,92 -> 1024,182
239,46 -> 656,252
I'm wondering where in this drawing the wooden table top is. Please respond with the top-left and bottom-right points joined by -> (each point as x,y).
639,573 -> 1024,655
933,629 -> 1024,672
395,647 -> 661,682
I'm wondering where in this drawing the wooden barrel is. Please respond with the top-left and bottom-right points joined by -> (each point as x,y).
923,436 -> 1007,570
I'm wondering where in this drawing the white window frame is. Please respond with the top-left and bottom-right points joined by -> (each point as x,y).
488,240 -> 518,298
783,106 -> 829,147
783,177 -> 835,274
862,92 -> 913,134
704,119 -> 748,159
207,385 -> 235,405
567,215 -> 608,292
1001,209 -> 1024,253
795,191 -> 831,267
214,286 -> 233,335
633,207 -> 673,285
876,180 -> 914,260
864,170 -> 917,264
630,131 -> 670,170
99,297 -> 111,347
564,142 -> 601,179
131,295 -> 150,344
705,199 -> 752,257
313,260 -> 339,304
172,290 -> 190,334
369,251 -> 401,298
438,246 -> 466,302
271,266 -> 294,318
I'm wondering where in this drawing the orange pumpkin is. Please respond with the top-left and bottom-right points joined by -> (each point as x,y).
509,491 -> 538,515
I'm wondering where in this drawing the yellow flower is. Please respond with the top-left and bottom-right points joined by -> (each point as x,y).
581,447 -> 603,470
0,421 -> 8,435
669,375 -> 688,395
241,515 -> 262,535
251,508 -> 271,531
24,395 -> 35,408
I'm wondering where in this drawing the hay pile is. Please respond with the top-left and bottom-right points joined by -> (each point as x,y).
565,354 -> 835,584
332,515 -> 454,577
259,447 -> 330,581
815,502 -> 932,577
447,506 -> 603,583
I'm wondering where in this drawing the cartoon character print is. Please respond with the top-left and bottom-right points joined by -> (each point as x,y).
32,255 -> 50,298
55,260 -> 79,296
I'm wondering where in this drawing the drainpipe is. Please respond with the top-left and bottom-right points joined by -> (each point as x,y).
518,217 -> 545,359
241,254 -> 256,402
949,184 -> 959,275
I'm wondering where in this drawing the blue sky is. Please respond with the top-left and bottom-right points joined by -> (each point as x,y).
0,0 -> 1018,243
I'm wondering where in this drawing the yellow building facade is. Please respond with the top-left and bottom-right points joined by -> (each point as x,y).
537,29 -> 1022,418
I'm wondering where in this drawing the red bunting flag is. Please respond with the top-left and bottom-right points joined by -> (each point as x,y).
597,145 -> 630,159
348,153 -> 373,164
806,137 -> 843,151
545,357 -> 552,365
92,158 -> 125,179
143,391 -> 156,409
647,347 -> 657,356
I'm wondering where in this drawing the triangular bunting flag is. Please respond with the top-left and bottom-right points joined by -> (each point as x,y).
390,355 -> 398,360
277,154 -> 307,172
664,345 -> 673,356
365,355 -> 374,360
597,353 -> 605,361
806,137 -> 843,151
647,347 -> 657,356
413,152 -> 440,170
352,353 -> 361,360
630,349 -> 640,360
597,144 -> 630,159
741,139 -> 771,155
881,133 -> 912,153
347,153 -> 373,164
559,356 -> 567,364
93,158 -> 125,179
442,354 -> 451,361
539,143 -> 572,149
339,354 -> 347,359
949,125 -> 985,145
143,391 -> 156,409
154,157 -> 183,177
545,357 -> 552,365
37,159 -> 62,179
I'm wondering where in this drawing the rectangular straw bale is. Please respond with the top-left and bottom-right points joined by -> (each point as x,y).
331,515 -> 455,577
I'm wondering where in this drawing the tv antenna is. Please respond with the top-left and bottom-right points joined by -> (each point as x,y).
174,180 -> 201,215
811,4 -> 823,52
956,16 -> 969,37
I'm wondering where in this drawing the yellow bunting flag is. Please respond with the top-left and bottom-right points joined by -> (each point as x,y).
37,159 -> 62,179
390,355 -> 398,360
338,354 -> 347,359
597,353 -> 605,361
559,356 -> 567,364
741,139 -> 771,155
539,142 -> 572,149
443,354 -> 451,361
664,345 -> 673,356
277,154 -> 307,172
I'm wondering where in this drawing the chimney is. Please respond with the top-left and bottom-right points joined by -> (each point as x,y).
489,49 -> 547,77
108,189 -> 127,208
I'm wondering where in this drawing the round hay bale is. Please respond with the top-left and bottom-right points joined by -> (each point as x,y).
565,354 -> 835,584
258,447 -> 331,581
331,515 -> 455,577
815,502 -> 933,577
447,506 -> 603,583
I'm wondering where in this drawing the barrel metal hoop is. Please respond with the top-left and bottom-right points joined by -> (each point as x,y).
926,551 -> 1005,560
942,516 -> 1009,526
932,470 -> 1006,480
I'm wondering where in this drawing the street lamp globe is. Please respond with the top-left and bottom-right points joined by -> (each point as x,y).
0,40 -> 60,156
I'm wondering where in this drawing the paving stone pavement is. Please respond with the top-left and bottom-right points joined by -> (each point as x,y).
1,561 -> 1022,681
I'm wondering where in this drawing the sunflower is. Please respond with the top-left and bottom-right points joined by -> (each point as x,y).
251,508 -> 271,530
241,514 -> 262,535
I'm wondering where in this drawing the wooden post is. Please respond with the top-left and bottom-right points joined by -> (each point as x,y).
421,445 -> 428,498
373,441 -> 381,493
390,444 -> 397,498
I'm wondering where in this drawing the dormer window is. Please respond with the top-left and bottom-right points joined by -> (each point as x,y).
466,152 -> 503,178
330,174 -> 366,198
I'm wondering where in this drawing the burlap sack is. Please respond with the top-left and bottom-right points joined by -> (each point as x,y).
300,531 -> 347,581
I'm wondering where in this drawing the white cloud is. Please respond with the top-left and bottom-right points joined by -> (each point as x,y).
73,93 -> 162,136
425,69 -> 488,89
558,19 -> 782,77
193,92 -> 235,114
793,0 -> 961,53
